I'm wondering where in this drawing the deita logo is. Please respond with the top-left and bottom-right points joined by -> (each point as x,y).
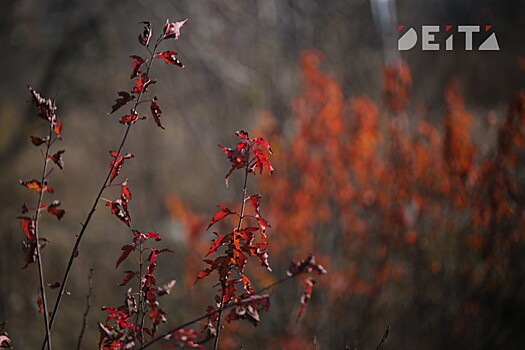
398,25 -> 500,51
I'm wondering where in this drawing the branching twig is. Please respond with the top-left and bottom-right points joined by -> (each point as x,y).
75,268 -> 94,350
41,35 -> 163,350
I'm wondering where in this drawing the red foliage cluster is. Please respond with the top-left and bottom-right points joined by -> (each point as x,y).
98,19 -> 189,350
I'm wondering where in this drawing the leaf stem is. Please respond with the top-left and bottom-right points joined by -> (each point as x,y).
33,121 -> 55,350
213,165 -> 250,350
136,239 -> 145,345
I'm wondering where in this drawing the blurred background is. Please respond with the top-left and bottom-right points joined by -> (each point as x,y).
1,0 -> 525,348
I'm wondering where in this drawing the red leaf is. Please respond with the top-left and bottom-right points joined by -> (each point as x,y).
163,18 -> 188,40
235,130 -> 250,141
121,179 -> 132,202
118,270 -> 138,286
19,179 -> 53,193
205,232 -> 227,257
247,193 -> 262,215
104,199 -> 131,226
147,249 -> 157,274
18,216 -> 35,240
138,21 -> 152,46
145,231 -> 161,241
53,118 -> 62,139
110,91 -> 134,114
296,277 -> 316,322
254,137 -> 273,154
156,51 -> 184,68
207,205 -> 236,229
21,203 -> 29,214
196,268 -> 211,282
251,149 -> 274,175
119,111 -> 145,125
49,149 -> 65,170
30,135 -> 49,146
129,55 -> 146,79
132,73 -> 156,94
241,274 -> 254,294
108,151 -> 134,184
37,295 -> 44,313
116,245 -> 135,268
150,97 -> 164,129
47,200 -> 65,220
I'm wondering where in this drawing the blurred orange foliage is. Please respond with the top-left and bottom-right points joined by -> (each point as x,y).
166,51 -> 525,348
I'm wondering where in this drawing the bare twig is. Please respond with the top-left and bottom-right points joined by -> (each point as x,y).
375,325 -> 390,350
75,268 -> 94,350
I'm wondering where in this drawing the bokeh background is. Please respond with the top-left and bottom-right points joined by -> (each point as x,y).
1,0 -> 525,348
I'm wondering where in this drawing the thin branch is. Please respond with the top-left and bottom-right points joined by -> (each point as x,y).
41,36 -> 163,350
375,325 -> 390,350
33,121 -> 55,350
213,166 -> 250,350
135,240 -> 145,345
75,268 -> 94,350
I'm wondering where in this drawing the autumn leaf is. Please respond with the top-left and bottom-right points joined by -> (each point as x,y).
49,149 -> 65,170
19,179 -> 53,193
108,151 -> 134,184
207,205 -> 236,229
251,148 -> 274,175
121,179 -> 132,202
116,245 -> 135,268
110,91 -> 134,114
150,97 -> 164,129
254,137 -> 273,154
130,55 -> 146,79
241,274 -> 254,294
37,295 -> 44,313
296,277 -> 316,322
156,51 -> 184,68
205,232 -> 227,257
163,19 -> 188,40
118,270 -> 138,286
132,73 -> 156,94
138,21 -> 152,47
30,135 -> 49,146
105,199 -> 131,227
119,111 -> 145,125
53,118 -> 62,139
18,216 -> 35,240
47,200 -> 65,220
